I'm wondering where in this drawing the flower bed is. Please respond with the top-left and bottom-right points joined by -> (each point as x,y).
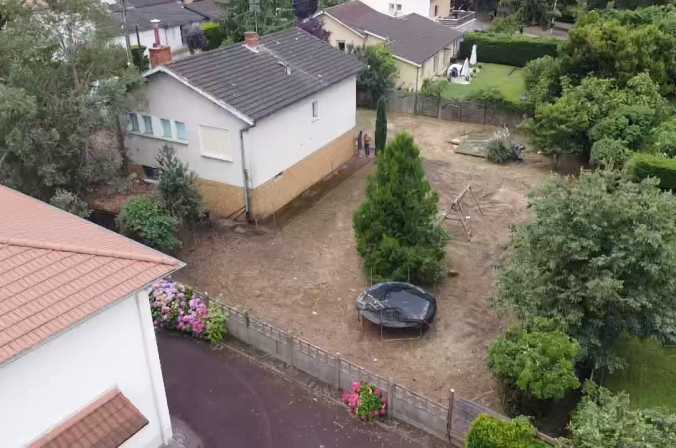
341,382 -> 387,421
149,278 -> 226,344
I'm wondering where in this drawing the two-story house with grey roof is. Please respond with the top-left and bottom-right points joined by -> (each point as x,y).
125,28 -> 363,219
318,0 -> 462,91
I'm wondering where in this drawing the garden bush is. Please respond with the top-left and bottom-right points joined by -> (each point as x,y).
117,196 -> 180,253
458,33 -> 560,67
130,45 -> 148,71
49,189 -> 90,218
486,127 -> 520,164
149,279 -> 208,337
626,152 -> 676,191
465,415 -> 548,448
156,145 -> 205,225
652,118 -> 676,157
341,382 -> 387,421
205,301 -> 227,345
201,22 -> 227,50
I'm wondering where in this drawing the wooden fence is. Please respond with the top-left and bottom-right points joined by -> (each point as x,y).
213,300 -> 556,446
358,90 -> 525,128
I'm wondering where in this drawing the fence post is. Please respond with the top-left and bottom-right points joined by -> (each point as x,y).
243,310 -> 250,344
447,388 -> 455,446
288,333 -> 295,368
388,377 -> 395,418
335,354 -> 342,389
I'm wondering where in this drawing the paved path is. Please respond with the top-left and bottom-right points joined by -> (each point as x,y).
158,332 -> 428,448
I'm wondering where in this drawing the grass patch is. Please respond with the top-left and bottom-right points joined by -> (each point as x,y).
441,63 -> 525,104
606,336 -> 676,412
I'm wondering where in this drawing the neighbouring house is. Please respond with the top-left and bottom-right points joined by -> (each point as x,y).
125,28 -> 363,219
110,0 -> 224,55
0,185 -> 184,447
359,0 -> 450,18
318,1 -> 462,91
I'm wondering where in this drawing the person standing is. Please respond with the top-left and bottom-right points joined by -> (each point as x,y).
363,132 -> 372,158
357,130 -> 363,157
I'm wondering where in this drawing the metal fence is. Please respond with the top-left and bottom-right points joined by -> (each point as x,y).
212,300 -> 555,446
359,90 -> 525,128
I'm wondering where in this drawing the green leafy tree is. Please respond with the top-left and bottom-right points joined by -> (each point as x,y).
495,171 -> 676,372
0,0 -> 142,200
652,117 -> 676,157
522,55 -> 562,111
49,189 -> 91,218
531,73 -> 665,159
156,145 -> 205,225
356,45 -> 398,103
567,382 -> 676,448
562,7 -> 676,95
375,97 -> 387,153
117,196 -> 181,253
488,321 -> 581,401
353,133 -> 448,285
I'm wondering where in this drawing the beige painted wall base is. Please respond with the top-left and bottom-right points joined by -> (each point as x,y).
128,128 -> 356,220
250,128 -> 356,218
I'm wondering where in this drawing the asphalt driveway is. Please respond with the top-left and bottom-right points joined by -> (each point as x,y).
157,332 -> 432,448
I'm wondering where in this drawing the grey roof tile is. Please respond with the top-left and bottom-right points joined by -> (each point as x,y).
323,1 -> 461,65
156,28 -> 364,122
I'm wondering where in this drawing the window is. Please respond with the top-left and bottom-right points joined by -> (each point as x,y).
199,125 -> 232,161
312,100 -> 319,120
396,4 -> 402,10
388,3 -> 395,13
142,115 -> 153,134
161,119 -> 172,139
142,165 -> 159,181
128,113 -> 139,132
175,121 -> 188,141
337,40 -> 346,52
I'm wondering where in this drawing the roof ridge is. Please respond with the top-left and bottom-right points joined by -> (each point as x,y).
0,237 -> 180,266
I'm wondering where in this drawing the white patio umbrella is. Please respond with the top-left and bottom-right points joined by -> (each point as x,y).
469,44 -> 477,66
460,58 -> 471,78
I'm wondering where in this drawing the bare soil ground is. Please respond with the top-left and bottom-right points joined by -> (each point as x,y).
176,111 -> 552,409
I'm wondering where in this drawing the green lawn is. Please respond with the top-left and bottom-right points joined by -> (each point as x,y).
441,63 -> 526,104
606,336 -> 676,412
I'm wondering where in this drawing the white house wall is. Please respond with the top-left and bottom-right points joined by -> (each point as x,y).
126,72 -> 247,187
112,25 -> 190,54
0,291 -> 171,448
244,76 -> 357,188
359,0 -> 431,17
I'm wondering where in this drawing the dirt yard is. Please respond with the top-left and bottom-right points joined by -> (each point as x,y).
176,111 -> 552,409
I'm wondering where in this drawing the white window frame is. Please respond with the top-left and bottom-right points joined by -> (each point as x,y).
142,115 -> 153,135
199,125 -> 233,162
175,121 -> 188,141
128,113 -> 140,132
160,118 -> 172,139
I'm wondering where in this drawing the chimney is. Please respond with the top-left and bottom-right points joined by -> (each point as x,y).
148,19 -> 172,68
244,31 -> 259,51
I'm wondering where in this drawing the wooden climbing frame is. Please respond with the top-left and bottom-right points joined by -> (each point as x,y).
441,184 -> 484,241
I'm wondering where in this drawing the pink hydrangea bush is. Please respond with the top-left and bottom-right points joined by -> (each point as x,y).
341,382 -> 387,421
150,279 -> 208,338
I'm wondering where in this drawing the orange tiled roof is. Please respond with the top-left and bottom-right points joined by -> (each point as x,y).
30,389 -> 149,448
0,186 -> 183,365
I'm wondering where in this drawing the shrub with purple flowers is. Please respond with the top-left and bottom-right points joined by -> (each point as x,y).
341,382 -> 387,421
149,279 -> 209,338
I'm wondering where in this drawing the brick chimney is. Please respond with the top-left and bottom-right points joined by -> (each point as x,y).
244,31 -> 259,51
148,19 -> 172,68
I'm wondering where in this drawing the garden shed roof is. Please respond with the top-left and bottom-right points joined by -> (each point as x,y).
0,186 -> 183,365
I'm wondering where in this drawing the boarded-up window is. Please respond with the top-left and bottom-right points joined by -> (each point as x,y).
199,125 -> 232,161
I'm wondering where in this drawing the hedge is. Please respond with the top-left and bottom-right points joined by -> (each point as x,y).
626,152 -> 676,190
458,33 -> 560,67
465,415 -> 549,448
201,22 -> 227,50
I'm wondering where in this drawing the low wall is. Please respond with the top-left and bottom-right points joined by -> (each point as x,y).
211,300 -> 555,446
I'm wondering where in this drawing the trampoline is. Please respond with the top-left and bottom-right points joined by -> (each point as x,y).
356,282 -> 437,339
